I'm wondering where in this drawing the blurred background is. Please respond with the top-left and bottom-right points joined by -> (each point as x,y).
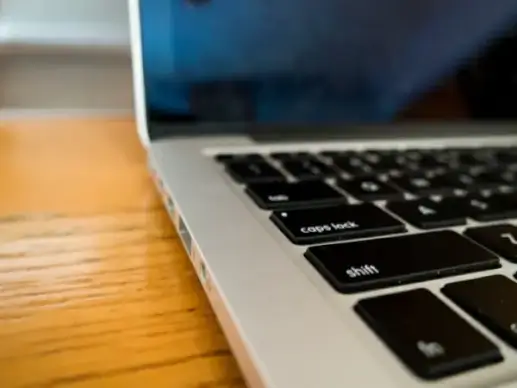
0,0 -> 131,118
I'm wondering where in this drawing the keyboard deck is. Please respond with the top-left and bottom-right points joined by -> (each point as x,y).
214,145 -> 517,381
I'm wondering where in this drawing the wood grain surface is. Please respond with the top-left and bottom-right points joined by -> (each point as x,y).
0,118 -> 245,388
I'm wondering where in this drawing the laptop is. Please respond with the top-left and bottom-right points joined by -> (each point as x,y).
129,1 -> 517,386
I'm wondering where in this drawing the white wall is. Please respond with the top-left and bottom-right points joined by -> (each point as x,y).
0,0 -> 133,116
1,0 -> 129,25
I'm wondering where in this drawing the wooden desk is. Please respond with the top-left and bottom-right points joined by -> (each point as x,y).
0,119 -> 245,388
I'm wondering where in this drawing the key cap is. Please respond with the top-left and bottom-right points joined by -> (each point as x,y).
400,149 -> 424,162
443,275 -> 517,349
337,178 -> 404,201
474,169 -> 517,188
225,161 -> 285,183
496,150 -> 517,165
271,203 -> 405,245
215,154 -> 235,163
464,224 -> 517,263
305,230 -> 500,293
355,289 -> 502,380
360,151 -> 383,165
269,152 -> 313,161
499,170 -> 517,186
245,181 -> 346,210
386,199 -> 466,229
359,153 -> 410,173
440,171 -> 478,190
319,150 -> 351,159
417,153 -> 456,170
380,155 -> 419,173
216,153 -> 264,163
282,159 -> 336,180
362,149 -> 398,157
332,155 -> 373,176
390,174 -> 455,196
441,194 -> 517,222
455,150 -> 497,168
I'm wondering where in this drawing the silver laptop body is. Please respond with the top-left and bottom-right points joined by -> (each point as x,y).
129,1 -> 517,386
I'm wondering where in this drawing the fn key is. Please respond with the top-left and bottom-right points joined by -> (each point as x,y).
355,289 -> 502,380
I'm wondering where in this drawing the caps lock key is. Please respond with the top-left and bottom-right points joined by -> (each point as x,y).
271,203 -> 406,245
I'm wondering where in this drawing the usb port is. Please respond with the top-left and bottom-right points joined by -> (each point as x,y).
178,216 -> 192,255
200,260 -> 208,283
165,194 -> 174,213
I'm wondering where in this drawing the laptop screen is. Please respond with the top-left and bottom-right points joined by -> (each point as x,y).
139,0 -> 517,127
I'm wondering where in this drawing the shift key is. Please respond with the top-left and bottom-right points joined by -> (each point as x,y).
306,231 -> 500,293
271,203 -> 405,245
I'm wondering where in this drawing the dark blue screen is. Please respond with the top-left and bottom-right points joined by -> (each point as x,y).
140,0 -> 517,124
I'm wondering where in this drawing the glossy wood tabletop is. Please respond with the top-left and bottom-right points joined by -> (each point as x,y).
0,118 -> 245,388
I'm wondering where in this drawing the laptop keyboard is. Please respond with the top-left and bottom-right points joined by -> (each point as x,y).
215,146 -> 517,380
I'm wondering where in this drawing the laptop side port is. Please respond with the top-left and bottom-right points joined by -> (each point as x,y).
178,216 -> 192,256
199,260 -> 208,284
165,194 -> 174,214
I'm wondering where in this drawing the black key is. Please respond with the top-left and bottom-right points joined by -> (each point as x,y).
305,231 -> 500,293
465,224 -> 517,263
443,275 -> 517,349
441,194 -> 517,222
440,171 -> 478,190
387,199 -> 466,229
496,150 -> 517,165
475,169 -> 516,188
400,149 -> 425,162
355,289 -> 502,380
332,155 -> 373,176
363,149 -> 398,156
360,151 -> 383,164
215,154 -> 235,163
216,153 -> 264,163
417,153 -> 456,170
225,161 -> 284,183
390,174 -> 455,196
282,159 -> 336,180
245,181 -> 346,210
382,155 -> 419,172
377,158 -> 416,173
498,170 -> 517,186
271,203 -> 405,245
269,152 -> 313,161
319,150 -> 351,159
359,152 -> 388,169
359,153 -> 416,173
456,150 -> 497,168
337,178 -> 403,201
